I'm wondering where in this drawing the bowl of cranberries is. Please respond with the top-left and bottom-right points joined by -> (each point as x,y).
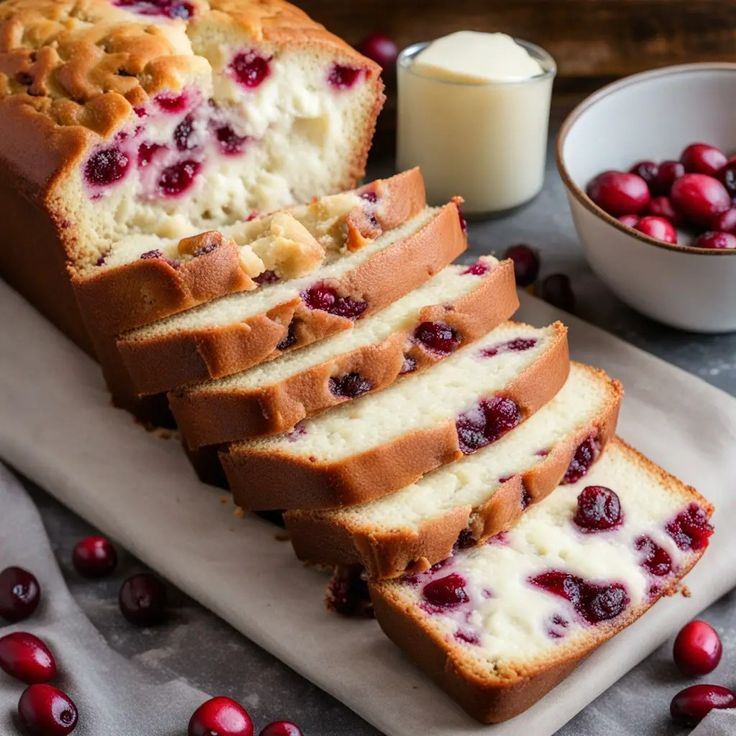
557,63 -> 736,332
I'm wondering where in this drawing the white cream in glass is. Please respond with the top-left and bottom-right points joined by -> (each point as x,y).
397,31 -> 556,215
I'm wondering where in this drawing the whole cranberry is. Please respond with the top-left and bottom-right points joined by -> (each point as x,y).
711,208 -> 736,234
671,174 -> 730,225
357,33 -> 398,69
0,566 -> 40,622
681,143 -> 727,177
634,216 -> 677,244
586,171 -> 650,216
617,214 -> 640,228
503,243 -> 540,286
18,684 -> 78,736
259,722 -> 303,736
540,274 -> 575,312
693,231 -> 736,250
718,160 -> 736,196
0,632 -> 56,684
673,620 -> 722,676
72,536 -> 118,578
118,573 -> 167,626
652,160 -> 685,194
670,684 -> 736,727
647,196 -> 681,225
188,696 -> 254,736
629,160 -> 659,187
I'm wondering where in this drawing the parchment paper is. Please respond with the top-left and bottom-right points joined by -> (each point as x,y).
1,280 -> 735,736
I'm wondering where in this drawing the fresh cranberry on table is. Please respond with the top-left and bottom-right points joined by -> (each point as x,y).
0,566 -> 40,622
18,684 -> 78,736
503,243 -> 540,287
629,160 -> 659,187
634,216 -> 677,244
670,173 -> 730,226
711,208 -> 736,234
670,684 -> 736,727
586,171 -> 650,216
647,196 -> 681,225
718,160 -> 736,197
72,536 -> 118,578
259,722 -> 303,736
617,214 -> 640,228
357,32 -> 398,69
539,274 -> 575,312
188,696 -> 254,736
673,620 -> 722,676
680,143 -> 728,177
693,231 -> 736,250
118,573 -> 167,626
0,632 -> 56,684
652,160 -> 685,194
574,485 -> 623,532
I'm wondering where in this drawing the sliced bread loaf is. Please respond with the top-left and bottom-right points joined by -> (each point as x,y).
170,255 -> 518,446
370,438 -> 714,723
285,363 -> 622,579
117,202 -> 466,394
222,321 -> 570,510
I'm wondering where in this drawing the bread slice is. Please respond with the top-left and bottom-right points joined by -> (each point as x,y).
117,202 -> 466,394
285,363 -> 622,579
170,255 -> 518,446
370,438 -> 714,723
74,169 -> 426,335
222,321 -> 570,510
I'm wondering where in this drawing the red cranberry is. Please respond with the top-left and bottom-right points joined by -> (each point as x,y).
462,260 -> 489,276
276,322 -> 297,351
84,147 -> 130,187
158,160 -> 201,196
674,621 -> 722,676
188,696 -> 254,736
253,269 -> 279,285
681,143 -> 727,177
326,565 -> 373,618
137,142 -> 164,168
328,372 -> 372,398
718,160 -> 736,197
586,171 -> 650,216
301,283 -> 367,319
328,64 -> 364,89
574,486 -> 623,531
115,0 -> 193,19
652,160 -> 685,194
667,504 -> 713,551
635,536 -> 672,577
456,397 -> 521,455
670,684 -> 736,727
481,336 -> 537,358
530,571 -> 629,624
173,114 -> 197,151
694,231 -> 736,250
18,684 -> 78,736
230,51 -> 272,89
563,436 -> 599,484
72,536 -> 117,578
259,722 -> 303,736
357,32 -> 398,68
711,208 -> 736,233
629,160 -> 659,187
214,125 -> 249,156
503,243 -> 540,286
647,196 -> 681,225
617,214 -> 640,228
0,567 -> 40,622
0,633 -> 56,684
154,91 -> 188,113
634,216 -> 677,244
423,573 -> 468,609
540,273 -> 575,312
414,321 -> 461,355
670,174 -> 730,225
118,573 -> 167,626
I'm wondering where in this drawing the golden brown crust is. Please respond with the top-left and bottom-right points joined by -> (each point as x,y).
284,366 -> 623,578
170,259 -> 519,447
222,323 -> 570,511
116,202 -> 467,395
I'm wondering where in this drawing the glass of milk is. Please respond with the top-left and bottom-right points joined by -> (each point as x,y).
397,32 -> 556,216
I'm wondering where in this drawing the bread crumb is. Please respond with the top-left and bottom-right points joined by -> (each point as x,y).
681,585 -> 692,598
220,495 -> 230,505
233,506 -> 245,519
275,531 -> 290,542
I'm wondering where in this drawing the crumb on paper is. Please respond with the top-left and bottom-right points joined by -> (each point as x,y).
275,531 -> 290,542
681,585 -> 692,598
220,495 -> 230,505
233,506 -> 245,519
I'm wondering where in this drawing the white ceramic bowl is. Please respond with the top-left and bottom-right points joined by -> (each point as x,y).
557,64 -> 736,333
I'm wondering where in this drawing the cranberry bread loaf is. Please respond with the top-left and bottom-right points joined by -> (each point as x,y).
286,363 -> 623,579
170,256 -> 518,446
222,321 -> 570,510
117,203 -> 466,394
370,438 -> 714,723
0,0 -> 384,349
75,169 -> 425,335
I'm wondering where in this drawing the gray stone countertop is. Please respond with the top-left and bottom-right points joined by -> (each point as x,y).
13,142 -> 736,735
